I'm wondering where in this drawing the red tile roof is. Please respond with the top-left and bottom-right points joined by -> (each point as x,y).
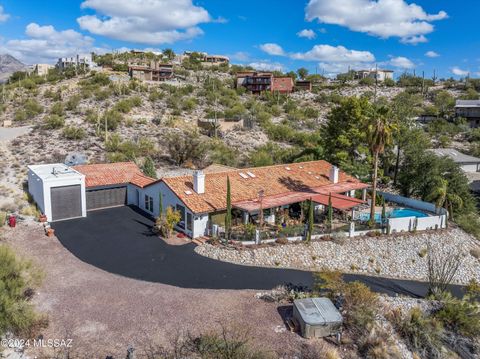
162,160 -> 368,214
73,162 -> 156,188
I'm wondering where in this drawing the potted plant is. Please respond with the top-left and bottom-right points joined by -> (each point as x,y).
39,214 -> 47,223
46,228 -> 55,237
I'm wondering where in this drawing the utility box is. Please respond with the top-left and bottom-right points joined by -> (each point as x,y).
293,297 -> 342,339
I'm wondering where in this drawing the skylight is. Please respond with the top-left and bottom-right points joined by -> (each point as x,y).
285,167 -> 291,171
185,190 -> 192,195
239,172 -> 248,179
246,171 -> 256,178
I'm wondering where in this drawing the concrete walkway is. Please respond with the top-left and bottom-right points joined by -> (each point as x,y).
52,206 -> 465,297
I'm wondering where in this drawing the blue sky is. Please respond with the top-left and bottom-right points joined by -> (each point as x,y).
0,0 -> 478,78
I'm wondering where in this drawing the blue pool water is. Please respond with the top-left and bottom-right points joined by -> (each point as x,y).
358,208 -> 429,222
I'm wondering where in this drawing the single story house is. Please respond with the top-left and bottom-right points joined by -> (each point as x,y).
430,148 -> 480,173
28,160 -> 369,238
355,69 -> 394,82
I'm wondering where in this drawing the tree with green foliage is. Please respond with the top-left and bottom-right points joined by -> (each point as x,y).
323,96 -> 372,177
142,156 -> 157,179
225,176 -> 232,241
297,67 -> 308,80
162,48 -> 175,61
426,177 -> 463,221
367,105 -> 396,226
306,198 -> 314,243
0,245 -> 44,336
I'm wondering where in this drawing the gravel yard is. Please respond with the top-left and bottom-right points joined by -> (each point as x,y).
1,221 -> 311,358
196,228 -> 480,285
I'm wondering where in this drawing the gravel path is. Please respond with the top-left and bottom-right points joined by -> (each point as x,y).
196,228 -> 480,285
2,222 -> 309,358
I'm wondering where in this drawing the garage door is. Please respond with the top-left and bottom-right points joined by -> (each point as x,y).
51,185 -> 82,221
86,186 -> 127,210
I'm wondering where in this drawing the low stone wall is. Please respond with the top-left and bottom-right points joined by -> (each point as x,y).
196,228 -> 480,284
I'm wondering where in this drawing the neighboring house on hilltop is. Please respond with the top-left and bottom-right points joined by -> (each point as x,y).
201,54 -> 229,67
355,69 -> 394,82
236,72 -> 294,94
56,53 -> 98,70
32,64 -> 54,76
430,148 -> 480,173
455,100 -> 480,128
295,80 -> 312,92
128,61 -> 174,82
28,160 -> 368,238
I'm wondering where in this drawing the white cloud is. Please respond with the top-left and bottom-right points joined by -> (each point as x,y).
291,44 -> 375,63
0,23 -> 104,64
388,56 -> 415,69
228,51 -> 250,62
247,61 -> 284,72
77,0 -> 211,45
400,35 -> 427,45
425,50 -> 439,58
259,43 -> 286,56
0,5 -> 9,22
297,29 -> 316,39
305,0 -> 447,44
451,66 -> 469,76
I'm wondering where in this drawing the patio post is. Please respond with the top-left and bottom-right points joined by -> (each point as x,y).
362,188 -> 367,201
349,222 -> 355,238
243,211 -> 249,224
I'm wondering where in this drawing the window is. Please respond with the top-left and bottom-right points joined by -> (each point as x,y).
176,204 -> 186,229
144,195 -> 153,212
187,212 -> 193,231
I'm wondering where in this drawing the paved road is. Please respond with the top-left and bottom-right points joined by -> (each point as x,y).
0,126 -> 31,142
53,206 -> 464,298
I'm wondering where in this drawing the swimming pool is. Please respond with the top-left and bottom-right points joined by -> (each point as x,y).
357,208 -> 429,222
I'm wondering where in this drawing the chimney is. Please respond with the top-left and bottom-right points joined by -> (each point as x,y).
193,170 -> 205,194
329,165 -> 339,184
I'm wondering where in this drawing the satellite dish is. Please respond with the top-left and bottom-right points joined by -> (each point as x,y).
65,153 -> 87,166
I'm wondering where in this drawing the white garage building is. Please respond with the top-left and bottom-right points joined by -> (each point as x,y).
28,164 -> 87,222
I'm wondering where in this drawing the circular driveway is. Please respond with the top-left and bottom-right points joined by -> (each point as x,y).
53,206 -> 464,297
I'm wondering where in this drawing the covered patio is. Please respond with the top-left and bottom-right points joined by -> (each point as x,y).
226,185 -> 369,241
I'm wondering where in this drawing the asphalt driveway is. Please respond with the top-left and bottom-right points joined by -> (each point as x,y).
53,206 -> 464,297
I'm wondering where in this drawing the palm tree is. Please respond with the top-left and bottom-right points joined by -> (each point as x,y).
427,177 -> 463,221
367,105 -> 396,227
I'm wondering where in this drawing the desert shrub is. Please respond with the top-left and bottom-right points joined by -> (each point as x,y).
24,99 -> 43,117
65,95 -> 81,111
166,130 -> 207,166
435,297 -> 480,337
0,245 -> 45,337
49,102 -> 64,116
114,99 -> 134,113
62,126 -> 86,140
456,213 -> 480,240
14,109 -> 28,122
390,307 -> 444,358
208,139 -> 239,167
155,207 -> 180,238
44,115 -> 65,129
358,326 -> 402,359
0,211 -> 6,227
43,88 -> 62,101
181,97 -> 197,112
142,156 -> 157,178
149,89 -> 162,102
95,88 -> 113,101
303,107 -> 319,119
359,77 -> 375,86
314,271 -> 378,334
85,109 -> 99,124
102,110 -> 123,130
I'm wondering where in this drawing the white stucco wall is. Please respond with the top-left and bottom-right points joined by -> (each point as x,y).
128,181 -> 209,238
28,169 -> 45,214
387,217 -> 416,233
27,166 -> 86,222
416,215 -> 446,230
